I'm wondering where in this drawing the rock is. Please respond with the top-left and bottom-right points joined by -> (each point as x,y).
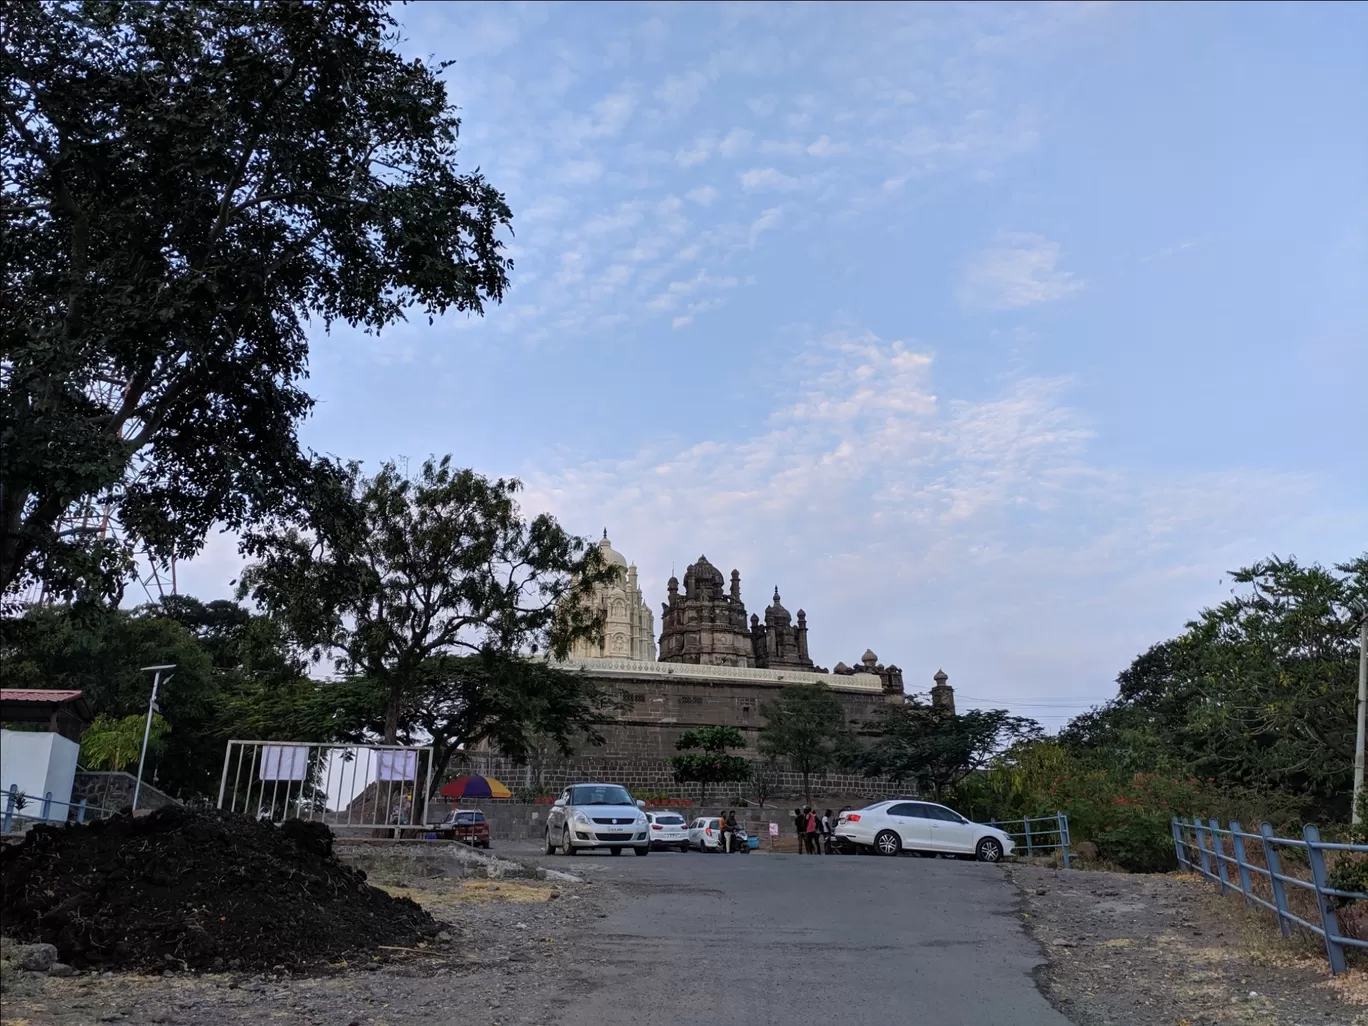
18,943 -> 59,972
47,962 -> 77,978
548,890 -> 561,900
1050,939 -> 1077,948
1035,887 -> 1048,896
436,930 -> 453,943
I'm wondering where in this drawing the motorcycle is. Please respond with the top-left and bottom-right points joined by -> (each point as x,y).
715,826 -> 752,853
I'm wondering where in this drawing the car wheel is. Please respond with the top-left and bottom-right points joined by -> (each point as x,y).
679,843 -> 689,853
633,845 -> 650,856
874,830 -> 902,856
544,830 -> 556,855
562,827 -> 576,856
976,837 -> 1004,863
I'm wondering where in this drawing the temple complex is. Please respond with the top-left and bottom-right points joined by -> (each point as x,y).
566,531 -> 655,662
503,538 -> 941,801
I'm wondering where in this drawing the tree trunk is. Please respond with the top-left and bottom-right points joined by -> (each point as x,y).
383,682 -> 402,744
802,771 -> 811,805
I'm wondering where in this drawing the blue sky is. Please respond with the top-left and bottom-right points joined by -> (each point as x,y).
180,1 -> 1367,728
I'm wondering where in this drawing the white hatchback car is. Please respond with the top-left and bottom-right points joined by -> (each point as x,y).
645,811 -> 689,851
686,816 -> 724,851
544,783 -> 651,856
836,800 -> 1014,862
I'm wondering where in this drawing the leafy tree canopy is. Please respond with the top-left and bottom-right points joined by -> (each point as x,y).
669,726 -> 750,806
239,455 -> 615,742
856,700 -> 1042,798
1,0 -> 512,603
1059,554 -> 1367,813
758,683 -> 855,804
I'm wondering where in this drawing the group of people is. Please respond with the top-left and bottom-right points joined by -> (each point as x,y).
793,806 -> 841,854
718,809 -> 744,852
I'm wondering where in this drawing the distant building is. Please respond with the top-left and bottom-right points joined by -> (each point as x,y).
566,531 -> 656,662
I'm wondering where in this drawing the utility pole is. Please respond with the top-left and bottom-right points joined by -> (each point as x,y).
133,664 -> 175,812
1354,608 -> 1368,827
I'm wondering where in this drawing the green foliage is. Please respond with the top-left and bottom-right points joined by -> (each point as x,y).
758,683 -> 855,803
669,726 -> 750,806
240,455 -> 613,743
0,597 -> 317,797
1060,554 -> 1367,817
1,0 -> 511,602
857,699 -> 1042,798
80,712 -> 169,772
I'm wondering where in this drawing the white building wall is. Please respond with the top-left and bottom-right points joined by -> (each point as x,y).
0,730 -> 80,822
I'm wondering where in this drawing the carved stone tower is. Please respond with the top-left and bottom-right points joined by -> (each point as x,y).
658,556 -> 756,666
750,587 -> 815,670
930,669 -> 956,715
566,531 -> 656,661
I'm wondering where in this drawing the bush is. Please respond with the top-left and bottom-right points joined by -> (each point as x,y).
1095,818 -> 1177,873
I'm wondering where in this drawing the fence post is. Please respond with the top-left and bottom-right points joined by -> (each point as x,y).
41,791 -> 53,823
2,785 -> 16,833
1057,811 -> 1071,869
1304,824 -> 1348,975
1229,820 -> 1253,908
1260,823 -> 1291,938
1194,818 -> 1213,880
1024,817 -> 1034,856
1209,818 -> 1230,895
1172,816 -> 1188,870
77,799 -> 88,825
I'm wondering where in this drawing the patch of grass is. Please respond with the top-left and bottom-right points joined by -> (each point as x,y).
379,880 -> 553,914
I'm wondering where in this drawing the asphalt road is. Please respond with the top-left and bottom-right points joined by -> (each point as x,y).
516,845 -> 1073,1026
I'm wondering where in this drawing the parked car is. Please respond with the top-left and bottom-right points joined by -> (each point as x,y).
645,811 -> 689,851
434,808 -> 491,848
544,783 -> 650,856
835,800 -> 1013,862
687,816 -> 723,851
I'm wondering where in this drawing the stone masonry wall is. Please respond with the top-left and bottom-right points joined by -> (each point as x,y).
70,771 -> 181,814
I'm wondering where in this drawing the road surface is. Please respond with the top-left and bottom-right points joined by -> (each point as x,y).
516,845 -> 1073,1026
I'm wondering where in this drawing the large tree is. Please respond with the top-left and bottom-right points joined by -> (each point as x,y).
1,0 -> 512,603
1059,554 -> 1367,813
238,455 -> 614,743
758,683 -> 855,804
669,726 -> 750,806
857,700 -> 1042,798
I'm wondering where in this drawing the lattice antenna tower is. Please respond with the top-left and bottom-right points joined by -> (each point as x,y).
19,370 -> 177,608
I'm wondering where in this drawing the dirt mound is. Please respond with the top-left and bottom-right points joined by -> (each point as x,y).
0,808 -> 437,972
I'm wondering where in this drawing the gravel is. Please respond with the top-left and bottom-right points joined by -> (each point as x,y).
1013,864 -> 1366,1025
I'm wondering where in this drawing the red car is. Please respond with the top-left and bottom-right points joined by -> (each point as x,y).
436,808 -> 491,847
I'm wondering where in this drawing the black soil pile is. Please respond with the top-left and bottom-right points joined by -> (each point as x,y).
0,808 -> 437,972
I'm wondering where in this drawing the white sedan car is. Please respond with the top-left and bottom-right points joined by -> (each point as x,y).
645,811 -> 689,851
836,800 -> 1014,862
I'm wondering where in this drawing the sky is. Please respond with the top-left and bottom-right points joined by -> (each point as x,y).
177,0 -> 1368,730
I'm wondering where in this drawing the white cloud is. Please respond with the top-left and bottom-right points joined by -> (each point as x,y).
558,159 -> 604,184
739,167 -> 801,191
759,139 -> 806,157
958,233 -> 1085,311
657,69 -> 710,111
518,331 -> 1338,714
806,135 -> 850,156
718,128 -> 754,156
675,137 -> 714,167
686,185 -> 719,206
747,207 -> 782,244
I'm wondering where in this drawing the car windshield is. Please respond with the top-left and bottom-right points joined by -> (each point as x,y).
570,784 -> 634,806
656,815 -> 685,825
454,812 -> 477,823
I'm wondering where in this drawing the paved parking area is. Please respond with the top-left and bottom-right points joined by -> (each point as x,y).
509,843 -> 1072,1026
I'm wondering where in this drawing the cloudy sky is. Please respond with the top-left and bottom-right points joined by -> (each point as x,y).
180,1 -> 1367,728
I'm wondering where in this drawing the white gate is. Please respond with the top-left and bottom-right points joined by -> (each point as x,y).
216,740 -> 435,834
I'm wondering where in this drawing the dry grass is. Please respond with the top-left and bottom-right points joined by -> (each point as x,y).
379,879 -> 554,915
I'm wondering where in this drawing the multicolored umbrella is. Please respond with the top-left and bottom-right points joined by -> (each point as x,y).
438,774 -> 512,800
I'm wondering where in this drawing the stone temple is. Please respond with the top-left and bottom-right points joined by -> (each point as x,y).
468,544 -> 947,801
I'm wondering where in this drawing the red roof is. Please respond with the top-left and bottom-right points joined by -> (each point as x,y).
0,689 -> 85,703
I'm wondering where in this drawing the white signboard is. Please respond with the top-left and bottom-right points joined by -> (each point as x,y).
258,745 -> 309,782
768,822 -> 779,837
376,749 -> 418,782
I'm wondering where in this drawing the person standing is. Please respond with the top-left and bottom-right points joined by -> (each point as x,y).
821,809 -> 834,854
725,810 -> 739,853
793,808 -> 806,854
804,807 -> 820,854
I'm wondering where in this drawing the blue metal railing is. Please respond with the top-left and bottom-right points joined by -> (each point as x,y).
1173,815 -> 1367,975
2,783 -> 114,834
989,812 -> 1072,868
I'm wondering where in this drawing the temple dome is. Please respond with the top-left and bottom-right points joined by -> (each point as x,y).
765,586 -> 792,625
597,530 -> 627,567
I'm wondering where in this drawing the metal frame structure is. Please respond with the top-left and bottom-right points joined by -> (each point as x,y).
216,740 -> 436,836
988,812 -> 1072,868
2,784 -> 114,834
1173,815 -> 1367,975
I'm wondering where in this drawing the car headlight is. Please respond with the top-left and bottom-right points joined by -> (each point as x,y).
571,811 -> 589,825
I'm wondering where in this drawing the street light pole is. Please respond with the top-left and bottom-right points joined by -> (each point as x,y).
1353,609 -> 1368,827
133,664 -> 175,812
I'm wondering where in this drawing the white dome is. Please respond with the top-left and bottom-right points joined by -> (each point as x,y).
598,531 -> 627,567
